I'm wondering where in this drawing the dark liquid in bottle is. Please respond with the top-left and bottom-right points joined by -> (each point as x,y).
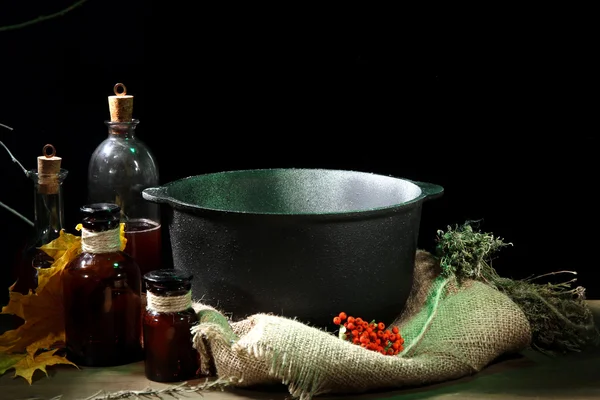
62,252 -> 143,367
143,309 -> 200,382
124,219 -> 162,287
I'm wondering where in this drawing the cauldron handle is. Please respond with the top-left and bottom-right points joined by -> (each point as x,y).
410,180 -> 444,201
142,186 -> 169,204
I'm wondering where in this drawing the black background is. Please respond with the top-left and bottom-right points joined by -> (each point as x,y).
0,2 -> 597,304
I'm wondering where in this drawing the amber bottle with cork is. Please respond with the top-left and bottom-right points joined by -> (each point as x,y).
143,270 -> 200,382
62,203 -> 143,366
11,144 -> 67,295
87,83 -> 161,289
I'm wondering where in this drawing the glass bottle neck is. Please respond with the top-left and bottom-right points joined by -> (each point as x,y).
106,119 -> 139,139
30,171 -> 67,247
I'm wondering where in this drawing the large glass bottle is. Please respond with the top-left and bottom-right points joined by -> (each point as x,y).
11,144 -> 67,295
87,83 -> 161,288
62,203 -> 143,366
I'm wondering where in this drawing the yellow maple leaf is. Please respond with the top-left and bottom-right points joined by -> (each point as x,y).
25,332 -> 64,357
0,224 -> 127,356
0,285 -> 63,355
0,329 -> 20,353
35,229 -> 81,265
0,257 -> 68,353
12,349 -> 77,384
36,231 -> 82,294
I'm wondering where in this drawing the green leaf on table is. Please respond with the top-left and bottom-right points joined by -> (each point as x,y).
0,352 -> 26,375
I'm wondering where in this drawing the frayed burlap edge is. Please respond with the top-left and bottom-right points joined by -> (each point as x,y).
190,250 -> 532,400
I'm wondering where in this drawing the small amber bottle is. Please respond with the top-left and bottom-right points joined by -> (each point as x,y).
62,203 -> 143,366
143,270 -> 200,382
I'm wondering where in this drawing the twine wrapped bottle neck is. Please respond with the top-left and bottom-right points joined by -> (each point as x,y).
146,291 -> 192,313
81,226 -> 121,254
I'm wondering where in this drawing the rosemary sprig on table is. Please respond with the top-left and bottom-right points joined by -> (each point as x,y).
82,378 -> 233,400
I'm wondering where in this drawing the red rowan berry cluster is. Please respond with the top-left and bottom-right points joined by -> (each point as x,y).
333,312 -> 404,355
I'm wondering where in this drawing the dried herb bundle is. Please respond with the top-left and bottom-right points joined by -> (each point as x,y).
436,221 -> 600,354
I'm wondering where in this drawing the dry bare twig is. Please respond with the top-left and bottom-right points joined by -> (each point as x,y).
1,122 -> 34,226
0,0 -> 89,32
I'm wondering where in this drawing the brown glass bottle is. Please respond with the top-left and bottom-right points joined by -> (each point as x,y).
143,270 -> 200,382
62,203 -> 143,367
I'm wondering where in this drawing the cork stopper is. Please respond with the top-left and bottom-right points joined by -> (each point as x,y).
108,83 -> 134,122
37,144 -> 62,194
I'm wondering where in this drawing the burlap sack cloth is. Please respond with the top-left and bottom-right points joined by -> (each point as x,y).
191,250 -> 531,400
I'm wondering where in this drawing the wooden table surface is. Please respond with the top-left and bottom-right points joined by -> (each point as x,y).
2,301 -> 600,400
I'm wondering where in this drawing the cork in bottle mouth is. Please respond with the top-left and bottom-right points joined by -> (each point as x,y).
37,144 -> 62,194
108,82 -> 134,122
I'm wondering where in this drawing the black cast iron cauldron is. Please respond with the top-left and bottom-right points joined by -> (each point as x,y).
142,168 -> 443,328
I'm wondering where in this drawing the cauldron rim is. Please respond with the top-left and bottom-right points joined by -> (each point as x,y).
142,168 -> 443,218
